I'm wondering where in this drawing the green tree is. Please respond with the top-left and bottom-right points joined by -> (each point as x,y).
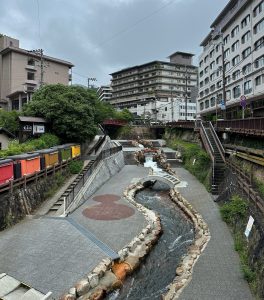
0,110 -> 19,134
94,101 -> 116,123
115,108 -> 134,122
23,84 -> 98,143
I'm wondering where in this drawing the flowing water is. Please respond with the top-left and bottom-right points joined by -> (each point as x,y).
107,184 -> 194,300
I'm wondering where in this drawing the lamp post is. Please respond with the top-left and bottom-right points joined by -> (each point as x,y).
87,77 -> 97,89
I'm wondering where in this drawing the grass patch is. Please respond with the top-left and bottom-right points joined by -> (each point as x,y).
166,138 -> 211,189
43,171 -> 69,198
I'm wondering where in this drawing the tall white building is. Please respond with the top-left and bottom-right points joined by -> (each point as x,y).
198,0 -> 264,119
97,85 -> 112,102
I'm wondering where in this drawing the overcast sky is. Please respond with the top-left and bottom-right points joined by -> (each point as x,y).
0,0 -> 229,87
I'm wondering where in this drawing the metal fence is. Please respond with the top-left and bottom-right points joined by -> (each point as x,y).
64,145 -> 122,212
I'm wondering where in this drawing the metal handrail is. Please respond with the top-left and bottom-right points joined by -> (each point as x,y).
201,121 -> 214,157
209,121 -> 226,162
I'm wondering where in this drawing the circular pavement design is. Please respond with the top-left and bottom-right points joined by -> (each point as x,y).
82,194 -> 135,220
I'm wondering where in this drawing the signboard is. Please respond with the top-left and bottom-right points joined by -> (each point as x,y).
240,95 -> 247,108
220,100 -> 225,110
245,215 -> 254,238
33,125 -> 45,135
22,125 -> 32,132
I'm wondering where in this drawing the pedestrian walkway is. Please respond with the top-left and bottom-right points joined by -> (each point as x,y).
0,165 -> 148,298
175,167 -> 254,300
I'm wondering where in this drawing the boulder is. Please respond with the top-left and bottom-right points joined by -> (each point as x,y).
75,279 -> 90,296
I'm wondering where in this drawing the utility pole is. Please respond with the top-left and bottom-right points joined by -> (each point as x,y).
29,49 -> 44,87
87,77 -> 97,89
221,35 -> 227,120
170,87 -> 174,122
185,66 -> 188,121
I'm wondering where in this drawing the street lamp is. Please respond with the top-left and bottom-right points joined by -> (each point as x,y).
87,77 -> 97,89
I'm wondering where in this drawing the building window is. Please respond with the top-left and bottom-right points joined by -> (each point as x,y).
205,100 -> 209,108
216,55 -> 221,64
231,25 -> 239,38
232,40 -> 240,52
254,18 -> 264,34
27,58 -> 35,66
255,55 -> 264,68
233,85 -> 241,98
210,84 -> 215,92
204,55 -> 209,63
254,36 -> 264,51
199,70 -> 204,77
242,47 -> 251,59
224,48 -> 230,58
241,31 -> 251,44
205,88 -> 209,95
210,61 -> 215,70
200,91 -> 204,98
232,70 -> 240,80
217,80 -> 222,88
210,73 -> 216,81
232,55 -> 240,66
210,49 -> 215,58
241,14 -> 250,28
254,1 -> 264,17
225,75 -> 231,84
242,63 -> 252,75
205,66 -> 209,74
27,72 -> 35,80
205,77 -> 209,84
199,60 -> 203,67
226,90 -> 231,101
224,34 -> 230,45
225,62 -> 230,71
244,80 -> 252,94
210,97 -> 215,107
216,44 -> 220,52
255,75 -> 263,86
200,81 -> 204,88
200,102 -> 204,111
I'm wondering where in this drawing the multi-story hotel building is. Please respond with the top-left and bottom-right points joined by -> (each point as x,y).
97,85 -> 112,102
110,52 -> 198,121
198,0 -> 264,119
0,35 -> 74,111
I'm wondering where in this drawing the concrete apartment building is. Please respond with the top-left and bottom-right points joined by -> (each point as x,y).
198,0 -> 264,119
97,85 -> 112,102
110,52 -> 198,122
0,35 -> 74,111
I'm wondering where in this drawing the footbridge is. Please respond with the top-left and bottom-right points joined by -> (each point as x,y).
138,171 -> 180,188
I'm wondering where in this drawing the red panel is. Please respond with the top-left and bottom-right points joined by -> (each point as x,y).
0,163 -> 14,185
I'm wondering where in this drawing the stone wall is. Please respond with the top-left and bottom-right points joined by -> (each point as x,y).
217,168 -> 264,299
0,171 -> 68,230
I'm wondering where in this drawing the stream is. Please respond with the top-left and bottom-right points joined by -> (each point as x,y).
107,183 -> 194,300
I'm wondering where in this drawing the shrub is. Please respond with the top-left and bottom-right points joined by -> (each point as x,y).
68,160 -> 83,174
220,195 -> 248,225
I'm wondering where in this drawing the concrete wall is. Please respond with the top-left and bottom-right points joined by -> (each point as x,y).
0,133 -> 11,150
68,150 -> 125,213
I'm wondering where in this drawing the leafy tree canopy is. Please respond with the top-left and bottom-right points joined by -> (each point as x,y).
0,109 -> 19,134
23,84 -> 98,143
115,108 -> 134,122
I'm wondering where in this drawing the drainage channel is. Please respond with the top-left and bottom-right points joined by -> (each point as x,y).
107,183 -> 195,300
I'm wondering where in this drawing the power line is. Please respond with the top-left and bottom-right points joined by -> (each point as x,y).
96,0 -> 177,48
35,0 -> 41,47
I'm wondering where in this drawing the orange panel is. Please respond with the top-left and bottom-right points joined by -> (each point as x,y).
23,157 -> 40,175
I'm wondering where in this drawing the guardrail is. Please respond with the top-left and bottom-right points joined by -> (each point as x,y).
209,121 -> 226,162
215,118 -> 264,136
164,121 -> 195,129
63,145 -> 123,212
226,160 -> 264,215
0,157 -> 78,194
86,135 -> 106,156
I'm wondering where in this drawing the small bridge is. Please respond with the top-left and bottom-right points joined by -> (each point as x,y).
139,171 -> 180,188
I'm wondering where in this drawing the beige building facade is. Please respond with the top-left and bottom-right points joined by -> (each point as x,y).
0,35 -> 74,111
110,52 -> 198,121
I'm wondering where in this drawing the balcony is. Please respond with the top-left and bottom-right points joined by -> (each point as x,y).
25,64 -> 36,71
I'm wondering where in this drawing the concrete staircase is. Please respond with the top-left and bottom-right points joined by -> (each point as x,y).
0,273 -> 52,300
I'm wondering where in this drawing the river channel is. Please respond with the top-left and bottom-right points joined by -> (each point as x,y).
107,184 -> 195,300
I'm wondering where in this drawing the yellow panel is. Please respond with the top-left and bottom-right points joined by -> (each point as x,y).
71,145 -> 81,158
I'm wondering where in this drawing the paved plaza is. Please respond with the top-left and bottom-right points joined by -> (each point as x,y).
0,165 -> 148,298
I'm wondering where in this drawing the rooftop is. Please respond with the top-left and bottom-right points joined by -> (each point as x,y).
18,116 -> 47,123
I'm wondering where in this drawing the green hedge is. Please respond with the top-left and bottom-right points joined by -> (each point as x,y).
0,133 -> 60,157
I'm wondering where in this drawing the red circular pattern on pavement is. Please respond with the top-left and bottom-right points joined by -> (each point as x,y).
82,194 -> 135,220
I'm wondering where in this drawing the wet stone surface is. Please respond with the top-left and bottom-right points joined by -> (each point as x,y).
107,185 -> 194,300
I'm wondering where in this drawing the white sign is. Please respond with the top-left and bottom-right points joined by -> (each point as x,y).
244,215 -> 254,238
33,125 -> 45,134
